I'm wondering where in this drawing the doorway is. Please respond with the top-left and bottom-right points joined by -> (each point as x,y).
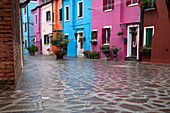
127,25 -> 139,60
77,31 -> 84,57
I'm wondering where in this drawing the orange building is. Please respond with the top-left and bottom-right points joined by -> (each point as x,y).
52,0 -> 63,55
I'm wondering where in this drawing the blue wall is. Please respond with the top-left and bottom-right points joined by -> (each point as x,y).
22,1 -> 37,54
62,0 -> 92,57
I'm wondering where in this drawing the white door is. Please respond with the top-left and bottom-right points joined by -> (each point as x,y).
77,32 -> 84,57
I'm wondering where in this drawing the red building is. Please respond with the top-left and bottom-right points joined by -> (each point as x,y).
141,0 -> 170,64
0,0 -> 30,91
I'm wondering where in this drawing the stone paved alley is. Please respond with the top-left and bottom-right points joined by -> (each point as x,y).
0,55 -> 170,113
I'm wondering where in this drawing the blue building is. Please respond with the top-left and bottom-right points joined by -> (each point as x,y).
62,0 -> 92,57
22,1 -> 37,54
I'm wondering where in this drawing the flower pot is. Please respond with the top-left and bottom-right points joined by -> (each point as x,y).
112,50 -> 118,61
102,49 -> 110,60
30,52 -> 35,56
55,51 -> 65,60
84,54 -> 88,59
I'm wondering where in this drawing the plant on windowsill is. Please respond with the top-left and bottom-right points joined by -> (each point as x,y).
111,46 -> 121,61
27,45 -> 38,56
117,32 -> 124,36
90,35 -> 97,44
140,45 -> 151,53
88,48 -> 99,59
140,0 -> 156,10
100,45 -> 110,60
51,32 -> 69,60
83,50 -> 90,58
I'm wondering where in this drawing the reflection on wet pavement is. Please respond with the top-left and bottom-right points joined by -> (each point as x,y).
0,55 -> 170,113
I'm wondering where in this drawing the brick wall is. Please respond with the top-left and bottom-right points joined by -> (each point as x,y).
0,0 -> 22,90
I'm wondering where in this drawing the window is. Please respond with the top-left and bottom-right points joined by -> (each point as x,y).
35,15 -> 37,25
144,26 -> 154,46
44,35 -> 49,45
42,0 -> 47,4
24,22 -> 26,32
126,0 -> 139,6
91,31 -> 97,40
65,6 -> 69,21
102,27 -> 111,44
103,0 -> 114,11
78,1 -> 83,18
65,34 -> 69,39
25,40 -> 27,48
24,7 -> 26,14
59,8 -> 62,22
46,11 -> 51,22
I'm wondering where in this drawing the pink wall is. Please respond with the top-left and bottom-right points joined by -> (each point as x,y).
92,0 -> 140,60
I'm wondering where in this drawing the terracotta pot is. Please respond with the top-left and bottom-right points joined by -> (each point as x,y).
30,52 -> 35,56
84,54 -> 88,58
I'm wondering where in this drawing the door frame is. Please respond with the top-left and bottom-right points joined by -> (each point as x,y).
77,30 -> 84,57
127,25 -> 140,60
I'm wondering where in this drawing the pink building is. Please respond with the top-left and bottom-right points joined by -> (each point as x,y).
92,0 -> 140,61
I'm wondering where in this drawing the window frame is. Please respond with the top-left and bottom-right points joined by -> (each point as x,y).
44,35 -> 49,45
46,11 -> 51,22
127,0 -> 139,7
59,8 -> 62,22
143,26 -> 154,46
103,0 -> 114,12
77,1 -> 83,19
65,5 -> 69,21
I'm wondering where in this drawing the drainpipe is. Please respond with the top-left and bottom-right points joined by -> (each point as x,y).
27,5 -> 30,47
139,5 -> 144,62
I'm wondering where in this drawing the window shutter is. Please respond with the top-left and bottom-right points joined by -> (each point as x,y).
91,31 -> 93,39
111,0 -> 114,9
126,0 -> 130,6
103,0 -> 107,11
49,11 -> 51,21
47,36 -> 49,44
96,31 -> 98,39
108,28 -> 111,40
44,35 -> 46,44
102,28 -> 106,44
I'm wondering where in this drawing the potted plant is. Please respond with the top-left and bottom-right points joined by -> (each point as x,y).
140,45 -> 151,53
117,32 -> 124,36
100,45 -> 110,60
51,32 -> 69,60
111,46 -> 121,61
88,50 -> 99,59
83,50 -> 90,58
140,45 -> 151,62
27,45 -> 38,56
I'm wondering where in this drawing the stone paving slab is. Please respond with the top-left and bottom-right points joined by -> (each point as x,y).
0,55 -> 170,113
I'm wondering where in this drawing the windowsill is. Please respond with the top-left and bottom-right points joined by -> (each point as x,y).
104,9 -> 112,12
128,3 -> 139,7
144,7 -> 156,11
65,20 -> 69,22
46,21 -> 51,23
59,21 -> 62,23
44,44 -> 49,46
91,39 -> 97,41
78,16 -> 83,19
103,43 -> 110,46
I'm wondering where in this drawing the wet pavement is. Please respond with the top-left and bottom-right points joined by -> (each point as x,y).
0,55 -> 170,113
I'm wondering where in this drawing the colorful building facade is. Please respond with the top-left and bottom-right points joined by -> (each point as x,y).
62,0 -> 92,57
41,1 -> 53,55
52,0 -> 63,55
92,0 -> 140,61
22,1 -> 37,54
141,0 -> 170,64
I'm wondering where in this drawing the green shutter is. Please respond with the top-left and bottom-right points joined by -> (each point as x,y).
146,28 -> 153,45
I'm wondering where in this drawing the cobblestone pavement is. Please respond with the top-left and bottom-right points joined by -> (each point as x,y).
0,55 -> 170,113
